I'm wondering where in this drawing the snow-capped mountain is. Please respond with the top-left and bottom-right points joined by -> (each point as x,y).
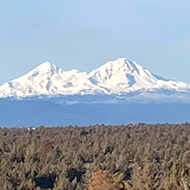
0,58 -> 189,97
88,58 -> 189,93
0,62 -> 106,97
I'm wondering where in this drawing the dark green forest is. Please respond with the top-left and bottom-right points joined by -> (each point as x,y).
1,123 -> 190,190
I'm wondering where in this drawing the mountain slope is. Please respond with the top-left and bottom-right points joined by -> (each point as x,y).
0,58 -> 189,97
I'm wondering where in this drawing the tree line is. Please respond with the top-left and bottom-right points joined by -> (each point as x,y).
0,123 -> 190,189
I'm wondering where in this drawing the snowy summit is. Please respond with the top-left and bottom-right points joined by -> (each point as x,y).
0,58 -> 189,97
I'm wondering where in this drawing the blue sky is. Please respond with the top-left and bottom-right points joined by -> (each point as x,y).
0,0 -> 190,84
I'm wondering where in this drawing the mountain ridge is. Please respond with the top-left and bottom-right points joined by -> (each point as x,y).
0,58 -> 189,97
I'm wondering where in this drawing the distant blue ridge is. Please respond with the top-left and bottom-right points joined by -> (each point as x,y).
0,96 -> 190,127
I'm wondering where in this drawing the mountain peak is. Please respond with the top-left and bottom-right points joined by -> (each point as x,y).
100,58 -> 140,72
89,58 -> 141,80
114,57 -> 126,62
34,62 -> 59,74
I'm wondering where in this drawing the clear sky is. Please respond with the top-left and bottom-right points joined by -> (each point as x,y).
0,0 -> 190,85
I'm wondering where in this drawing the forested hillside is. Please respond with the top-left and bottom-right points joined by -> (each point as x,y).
0,123 -> 190,190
